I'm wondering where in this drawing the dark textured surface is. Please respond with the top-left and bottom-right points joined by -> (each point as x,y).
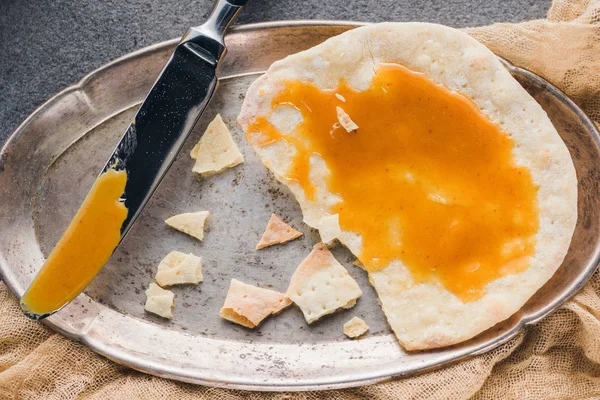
0,0 -> 549,144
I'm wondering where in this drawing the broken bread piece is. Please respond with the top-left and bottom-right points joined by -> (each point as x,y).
155,251 -> 203,287
145,283 -> 175,319
336,106 -> 358,132
287,243 -> 362,324
220,279 -> 292,328
343,317 -> 369,338
316,214 -> 341,245
190,114 -> 244,176
256,213 -> 303,250
165,211 -> 209,241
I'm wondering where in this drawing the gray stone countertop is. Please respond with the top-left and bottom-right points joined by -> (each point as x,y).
0,0 -> 548,143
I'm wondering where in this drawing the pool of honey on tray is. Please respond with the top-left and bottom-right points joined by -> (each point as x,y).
247,63 -> 539,302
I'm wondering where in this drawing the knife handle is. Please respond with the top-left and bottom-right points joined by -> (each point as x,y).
199,0 -> 247,38
181,0 -> 247,63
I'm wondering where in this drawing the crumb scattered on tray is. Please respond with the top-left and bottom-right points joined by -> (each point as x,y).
287,243 -> 362,324
220,279 -> 292,328
165,211 -> 209,241
343,316 -> 369,338
145,283 -> 175,319
256,213 -> 302,250
155,251 -> 203,287
190,114 -> 244,176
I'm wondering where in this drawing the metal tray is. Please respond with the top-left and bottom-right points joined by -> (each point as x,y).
1,21 -> 600,391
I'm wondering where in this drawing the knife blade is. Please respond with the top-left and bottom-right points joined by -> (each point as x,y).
20,0 -> 248,320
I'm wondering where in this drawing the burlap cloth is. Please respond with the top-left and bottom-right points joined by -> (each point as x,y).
2,0 -> 600,398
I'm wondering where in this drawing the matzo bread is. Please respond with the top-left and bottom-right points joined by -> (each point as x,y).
155,251 -> 203,287
165,211 -> 209,241
256,213 -> 302,249
238,23 -> 577,350
287,243 -> 362,324
144,283 -> 175,319
190,114 -> 244,176
316,214 -> 341,245
336,106 -> 359,132
343,317 -> 369,338
219,279 -> 292,328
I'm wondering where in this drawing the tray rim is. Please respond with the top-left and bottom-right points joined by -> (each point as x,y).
1,20 -> 599,391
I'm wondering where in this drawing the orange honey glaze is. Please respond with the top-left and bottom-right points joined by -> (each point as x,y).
21,169 -> 128,316
248,63 -> 539,301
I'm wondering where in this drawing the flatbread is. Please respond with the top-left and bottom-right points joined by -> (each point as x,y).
343,317 -> 369,338
190,114 -> 244,176
287,243 -> 362,324
155,251 -> 203,287
238,23 -> 577,349
144,283 -> 175,319
165,211 -> 209,241
256,213 -> 303,249
219,279 -> 292,328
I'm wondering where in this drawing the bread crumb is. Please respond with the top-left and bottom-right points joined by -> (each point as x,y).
144,283 -> 175,319
287,243 -> 362,324
155,251 -> 203,287
165,211 -> 209,241
256,214 -> 302,249
344,317 -> 369,338
336,106 -> 358,132
190,114 -> 244,176
220,279 -> 292,328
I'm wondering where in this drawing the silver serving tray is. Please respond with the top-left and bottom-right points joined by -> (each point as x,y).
1,21 -> 599,391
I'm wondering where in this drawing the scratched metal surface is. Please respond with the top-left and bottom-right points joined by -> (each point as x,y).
1,22 -> 600,391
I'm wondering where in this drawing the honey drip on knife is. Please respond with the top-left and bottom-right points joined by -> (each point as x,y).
247,63 -> 539,302
21,169 -> 128,317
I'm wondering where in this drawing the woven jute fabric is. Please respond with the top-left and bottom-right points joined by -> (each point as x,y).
2,0 -> 600,397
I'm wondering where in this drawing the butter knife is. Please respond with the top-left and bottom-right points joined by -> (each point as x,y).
20,0 -> 247,320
